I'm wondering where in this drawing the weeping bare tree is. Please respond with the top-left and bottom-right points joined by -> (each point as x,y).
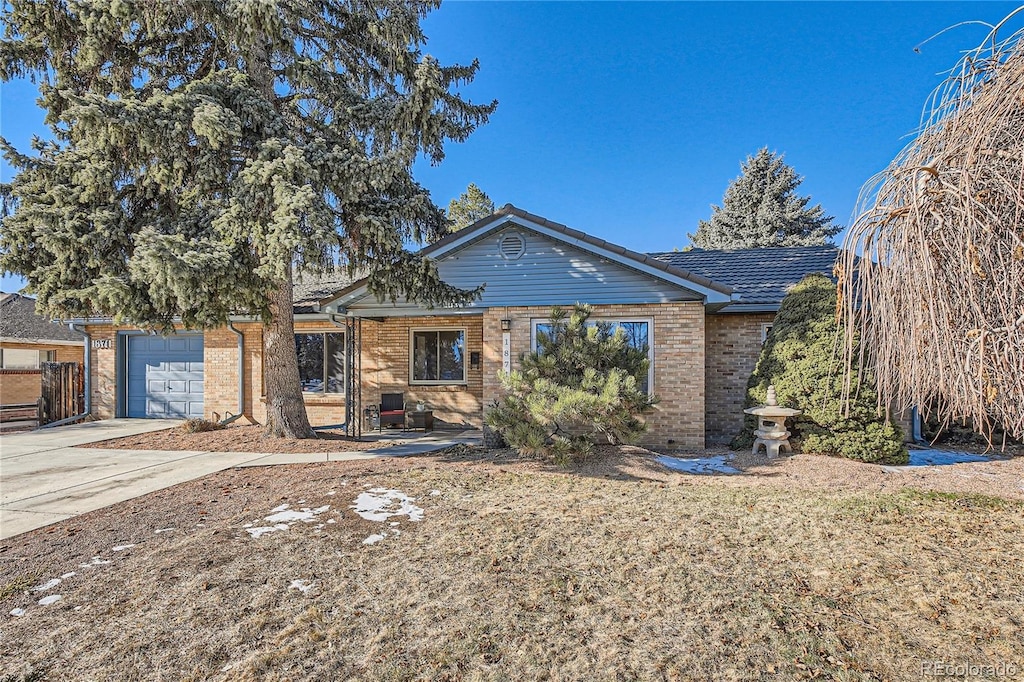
839,9 -> 1024,447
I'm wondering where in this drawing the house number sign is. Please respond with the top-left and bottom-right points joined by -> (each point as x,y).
502,332 -> 511,373
91,339 -> 112,349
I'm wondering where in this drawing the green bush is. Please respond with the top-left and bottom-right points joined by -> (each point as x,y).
179,418 -> 224,434
485,304 -> 656,465
732,274 -> 907,464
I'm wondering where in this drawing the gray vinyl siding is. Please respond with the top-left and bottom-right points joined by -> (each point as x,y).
346,227 -> 701,314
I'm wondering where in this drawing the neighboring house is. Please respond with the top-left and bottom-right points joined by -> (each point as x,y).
0,293 -> 86,407
76,205 -> 837,448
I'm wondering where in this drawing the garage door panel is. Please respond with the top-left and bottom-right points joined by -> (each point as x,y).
127,334 -> 204,419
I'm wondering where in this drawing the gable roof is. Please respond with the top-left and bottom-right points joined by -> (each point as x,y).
648,245 -> 839,308
321,205 -> 735,311
0,293 -> 86,343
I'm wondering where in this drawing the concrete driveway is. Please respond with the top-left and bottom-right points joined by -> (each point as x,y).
0,419 -> 478,540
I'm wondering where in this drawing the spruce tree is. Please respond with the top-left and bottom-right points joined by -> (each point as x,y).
689,148 -> 840,249
0,0 -> 495,437
445,183 -> 495,233
485,304 -> 655,464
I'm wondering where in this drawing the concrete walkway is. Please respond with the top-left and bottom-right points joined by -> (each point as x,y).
0,419 -> 480,540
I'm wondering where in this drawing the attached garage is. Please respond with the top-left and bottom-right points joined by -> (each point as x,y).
125,334 -> 204,419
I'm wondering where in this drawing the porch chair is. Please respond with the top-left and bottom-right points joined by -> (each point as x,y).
379,393 -> 406,431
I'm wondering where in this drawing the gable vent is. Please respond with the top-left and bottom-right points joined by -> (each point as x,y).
498,232 -> 525,260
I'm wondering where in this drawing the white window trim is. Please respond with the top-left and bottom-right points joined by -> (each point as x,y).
760,323 -> 773,345
409,327 -> 468,385
294,330 -> 346,395
0,348 -> 53,369
530,317 -> 655,393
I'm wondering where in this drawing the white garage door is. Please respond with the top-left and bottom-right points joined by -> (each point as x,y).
126,334 -> 204,419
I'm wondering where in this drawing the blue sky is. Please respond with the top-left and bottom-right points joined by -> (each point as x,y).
1,1 -> 1020,292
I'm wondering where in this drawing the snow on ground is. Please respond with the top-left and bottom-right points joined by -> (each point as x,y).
351,489 -> 424,522
154,528 -> 175,534
362,534 -> 386,545
60,572 -> 76,579
656,454 -> 742,475
79,556 -> 111,568
112,544 -> 136,552
905,449 -> 998,467
31,578 -> 61,592
245,504 -> 332,538
10,608 -> 26,617
289,579 -> 314,593
38,595 -> 61,606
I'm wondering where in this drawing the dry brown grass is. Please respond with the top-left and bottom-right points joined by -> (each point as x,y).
75,423 -> 407,453
1,448 -> 1022,681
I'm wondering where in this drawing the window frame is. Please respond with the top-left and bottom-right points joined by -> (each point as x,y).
293,330 -> 346,395
409,327 -> 468,386
760,323 -> 773,345
530,317 -> 655,393
0,348 -> 53,369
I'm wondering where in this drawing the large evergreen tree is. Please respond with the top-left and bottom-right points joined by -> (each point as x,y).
0,0 -> 495,437
445,182 -> 495,233
689,148 -> 840,249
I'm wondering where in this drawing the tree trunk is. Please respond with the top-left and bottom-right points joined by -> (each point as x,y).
264,271 -> 315,438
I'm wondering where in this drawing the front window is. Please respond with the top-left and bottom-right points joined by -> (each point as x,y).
295,332 -> 345,393
0,349 -> 54,369
532,319 -> 652,393
411,329 -> 465,384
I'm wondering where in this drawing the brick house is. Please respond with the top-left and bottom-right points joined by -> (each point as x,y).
0,293 -> 86,407
76,205 -> 837,448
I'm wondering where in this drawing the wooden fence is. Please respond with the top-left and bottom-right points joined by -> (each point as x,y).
38,362 -> 84,426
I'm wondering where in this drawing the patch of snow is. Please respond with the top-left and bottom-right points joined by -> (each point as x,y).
656,454 -> 742,475
265,505 -> 330,524
79,557 -> 111,568
430,490 -> 441,496
362,534 -> 387,545
112,544 -> 135,552
351,489 -> 424,522
10,608 -> 26,617
31,578 -> 61,592
38,595 -> 62,606
326,519 -> 336,524
327,490 -> 337,496
222,665 -> 232,672
246,524 -> 290,539
271,503 -> 291,512
195,524 -> 205,527
906,449 -> 996,467
243,523 -> 253,528
60,572 -> 76,579
154,528 -> 175,534
289,579 -> 314,593
298,500 -> 306,504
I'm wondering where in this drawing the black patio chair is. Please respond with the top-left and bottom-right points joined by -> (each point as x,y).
379,393 -> 406,430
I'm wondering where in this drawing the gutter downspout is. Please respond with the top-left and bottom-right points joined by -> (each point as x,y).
219,322 -> 245,425
38,323 -> 91,428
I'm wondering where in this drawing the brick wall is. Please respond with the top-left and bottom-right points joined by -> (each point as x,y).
0,342 -> 85,407
0,370 -> 40,406
704,313 -> 775,444
481,302 -> 706,450
359,315 -> 484,429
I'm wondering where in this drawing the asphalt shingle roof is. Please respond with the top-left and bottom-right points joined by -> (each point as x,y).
0,293 -> 86,342
648,245 -> 839,306
292,272 -> 359,314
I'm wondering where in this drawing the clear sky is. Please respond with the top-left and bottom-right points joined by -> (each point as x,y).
1,1 -> 1020,293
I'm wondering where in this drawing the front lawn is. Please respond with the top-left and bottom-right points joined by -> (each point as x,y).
1,448 -> 1022,681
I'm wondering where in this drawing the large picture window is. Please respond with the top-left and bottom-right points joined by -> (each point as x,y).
295,332 -> 345,393
532,318 -> 653,393
0,348 -> 55,369
411,329 -> 466,384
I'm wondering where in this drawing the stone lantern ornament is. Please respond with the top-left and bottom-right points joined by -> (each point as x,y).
744,385 -> 801,459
